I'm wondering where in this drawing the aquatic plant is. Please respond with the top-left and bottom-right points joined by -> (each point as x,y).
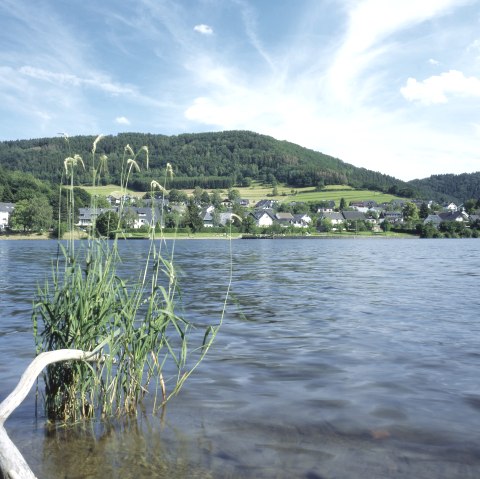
32,136 -> 223,422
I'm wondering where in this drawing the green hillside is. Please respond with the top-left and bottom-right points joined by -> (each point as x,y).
408,172 -> 480,203
0,131 -> 419,197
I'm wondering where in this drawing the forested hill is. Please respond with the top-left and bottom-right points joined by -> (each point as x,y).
0,130 -> 416,196
408,173 -> 480,204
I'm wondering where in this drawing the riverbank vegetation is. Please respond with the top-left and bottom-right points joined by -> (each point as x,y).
31,137 -> 223,422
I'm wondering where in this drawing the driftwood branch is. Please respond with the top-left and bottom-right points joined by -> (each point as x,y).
0,349 -> 100,479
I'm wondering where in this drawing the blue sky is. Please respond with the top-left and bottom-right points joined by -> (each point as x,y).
1,0 -> 480,181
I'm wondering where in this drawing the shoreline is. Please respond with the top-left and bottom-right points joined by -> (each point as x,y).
0,232 -> 419,241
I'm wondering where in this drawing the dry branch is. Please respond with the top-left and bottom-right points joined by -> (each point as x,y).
0,349 -> 100,479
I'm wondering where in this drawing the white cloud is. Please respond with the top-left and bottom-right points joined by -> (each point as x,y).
401,70 -> 480,104
193,24 -> 213,35
428,58 -> 440,65
115,116 -> 131,125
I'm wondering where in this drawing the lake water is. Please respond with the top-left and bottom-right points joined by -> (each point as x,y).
1,238 -> 480,478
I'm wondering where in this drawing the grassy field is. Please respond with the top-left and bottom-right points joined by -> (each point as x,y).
81,184 -> 146,198
81,183 -> 405,206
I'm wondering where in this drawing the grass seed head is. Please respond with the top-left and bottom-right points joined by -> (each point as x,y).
127,158 -> 140,172
151,180 -> 166,193
141,146 -> 149,169
92,134 -> 104,154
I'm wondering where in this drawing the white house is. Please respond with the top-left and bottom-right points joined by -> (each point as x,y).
292,213 -> 312,228
443,202 -> 458,212
0,203 -> 15,230
318,212 -> 343,226
251,210 -> 274,227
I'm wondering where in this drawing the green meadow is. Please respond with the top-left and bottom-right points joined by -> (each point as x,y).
81,183 -> 405,205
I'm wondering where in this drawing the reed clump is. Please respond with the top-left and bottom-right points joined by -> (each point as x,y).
32,136 -> 222,422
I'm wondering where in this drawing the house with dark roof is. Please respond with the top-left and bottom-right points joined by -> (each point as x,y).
292,213 -> 312,228
318,212 -> 343,225
255,199 -> 278,209
381,211 -> 403,224
423,214 -> 442,227
78,208 -> 116,228
251,210 -> 275,227
342,211 -> 367,222
200,208 -> 214,228
275,212 -> 294,226
438,211 -> 469,223
316,201 -> 336,213
218,212 -> 236,226
123,206 -> 163,229
350,200 -> 378,210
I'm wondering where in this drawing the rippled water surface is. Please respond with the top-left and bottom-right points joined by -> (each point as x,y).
1,238 -> 480,478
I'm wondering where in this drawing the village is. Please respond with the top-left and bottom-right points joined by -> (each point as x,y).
1,192 -> 479,237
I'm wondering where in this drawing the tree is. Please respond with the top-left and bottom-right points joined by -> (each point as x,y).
315,179 -> 325,191
464,199 -> 478,214
381,220 -> 392,232
419,202 -> 430,219
9,200 -> 32,231
121,209 -> 138,230
211,209 -> 221,227
210,190 -> 223,209
168,189 -> 187,203
242,215 -> 257,233
9,196 -> 53,232
95,196 -> 111,208
184,198 -> 203,232
193,186 -> 204,204
95,211 -> 120,238
164,211 -> 181,228
200,190 -> 211,205
227,188 -> 240,203
318,217 -> 333,232
402,202 -> 419,223
293,202 -> 310,214
339,198 -> 346,210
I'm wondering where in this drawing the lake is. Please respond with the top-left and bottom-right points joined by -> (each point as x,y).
1,238 -> 480,478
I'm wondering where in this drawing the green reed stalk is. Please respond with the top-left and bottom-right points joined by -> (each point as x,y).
33,137 -> 224,422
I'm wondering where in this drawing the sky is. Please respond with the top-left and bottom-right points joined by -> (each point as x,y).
1,0 -> 480,181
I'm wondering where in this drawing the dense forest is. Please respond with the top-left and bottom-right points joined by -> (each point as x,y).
0,130 -> 418,196
408,173 -> 480,204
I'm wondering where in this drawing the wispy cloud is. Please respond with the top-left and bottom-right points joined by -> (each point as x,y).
19,66 -> 137,96
327,0 -> 467,103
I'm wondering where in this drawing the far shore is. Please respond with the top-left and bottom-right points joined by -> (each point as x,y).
0,231 -> 418,241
